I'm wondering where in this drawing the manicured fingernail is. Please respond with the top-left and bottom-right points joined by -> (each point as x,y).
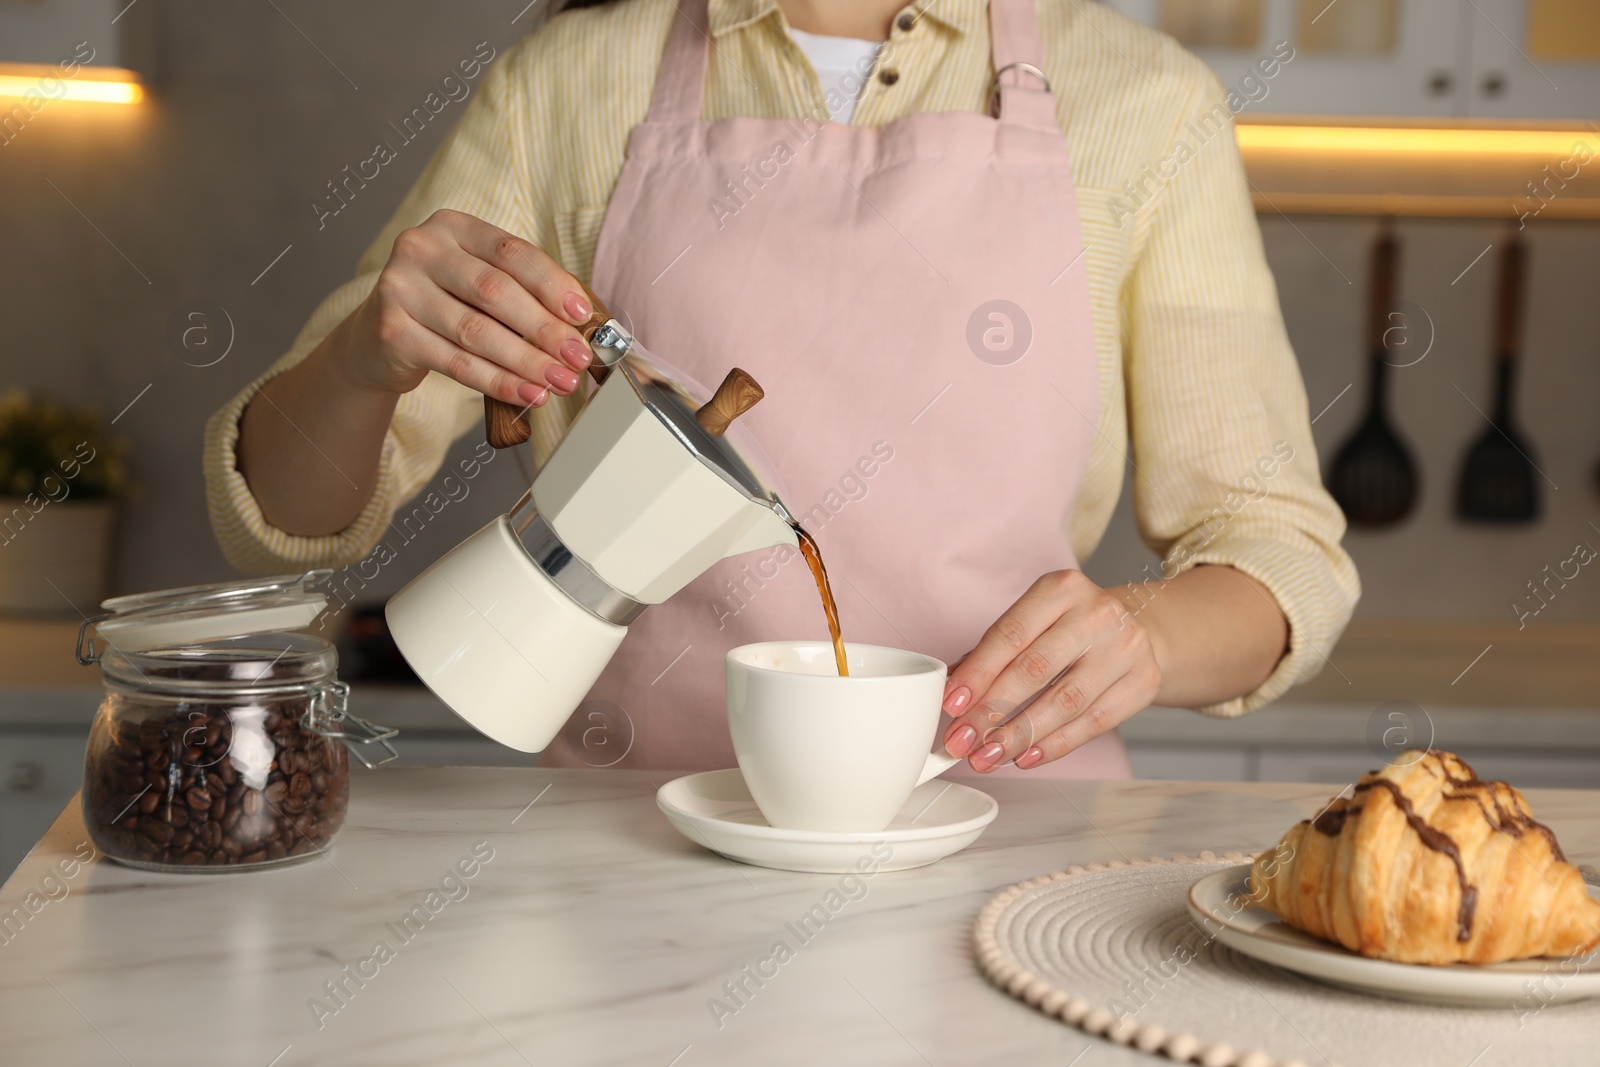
544,364 -> 579,393
563,293 -> 592,323
1015,747 -> 1043,770
943,686 -> 971,713
560,338 -> 592,370
944,723 -> 977,758
517,382 -> 547,406
970,741 -> 1005,770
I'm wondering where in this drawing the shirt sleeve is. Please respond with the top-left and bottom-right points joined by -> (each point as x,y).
203,44 -> 557,575
1121,71 -> 1360,717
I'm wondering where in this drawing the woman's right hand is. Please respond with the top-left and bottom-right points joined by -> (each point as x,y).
339,208 -> 598,408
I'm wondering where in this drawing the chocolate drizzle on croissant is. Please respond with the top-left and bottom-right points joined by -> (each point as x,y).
1310,804 -> 1362,835
1354,778 -> 1477,940
1437,766 -> 1566,862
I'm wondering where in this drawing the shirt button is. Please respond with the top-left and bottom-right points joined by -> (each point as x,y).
896,13 -> 915,31
880,68 -> 901,86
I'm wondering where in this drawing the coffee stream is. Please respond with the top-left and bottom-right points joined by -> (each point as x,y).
792,523 -> 848,676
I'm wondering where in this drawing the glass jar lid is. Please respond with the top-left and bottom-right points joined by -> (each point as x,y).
98,632 -> 338,694
79,570 -> 332,661
80,572 -> 399,766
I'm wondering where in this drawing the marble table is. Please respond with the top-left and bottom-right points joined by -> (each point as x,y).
2,769 -> 1596,1067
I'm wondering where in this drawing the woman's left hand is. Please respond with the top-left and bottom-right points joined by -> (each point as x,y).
940,570 -> 1163,771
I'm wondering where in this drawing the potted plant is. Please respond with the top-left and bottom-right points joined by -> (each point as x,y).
0,390 -> 130,615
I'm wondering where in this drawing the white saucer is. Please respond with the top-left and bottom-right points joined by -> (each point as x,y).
1188,863 -> 1600,1006
656,769 -> 997,874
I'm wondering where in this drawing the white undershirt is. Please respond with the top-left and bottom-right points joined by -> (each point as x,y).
788,27 -> 884,124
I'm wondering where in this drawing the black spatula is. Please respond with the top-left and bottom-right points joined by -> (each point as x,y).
1327,227 -> 1419,527
1456,236 -> 1541,524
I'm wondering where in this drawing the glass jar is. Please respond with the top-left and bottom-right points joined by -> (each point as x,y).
77,573 -> 397,873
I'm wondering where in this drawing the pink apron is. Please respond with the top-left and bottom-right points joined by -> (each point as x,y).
541,0 -> 1133,779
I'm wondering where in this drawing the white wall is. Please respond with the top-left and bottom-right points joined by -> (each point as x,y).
1084,217 -> 1600,624
0,0 -> 122,66
0,0 -> 536,603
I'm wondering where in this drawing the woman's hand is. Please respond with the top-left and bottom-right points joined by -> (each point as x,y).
339,208 -> 598,406
239,209 -> 600,536
940,570 -> 1163,772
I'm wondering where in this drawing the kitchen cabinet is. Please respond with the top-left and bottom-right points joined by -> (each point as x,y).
1121,704 -> 1600,790
0,733 -> 86,880
383,733 -> 543,768
1120,743 -> 1255,782
1252,748 -> 1600,790
1463,0 -> 1600,120
1099,0 -> 1600,119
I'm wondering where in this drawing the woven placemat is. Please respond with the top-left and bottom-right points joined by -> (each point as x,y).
974,853 -> 1598,1067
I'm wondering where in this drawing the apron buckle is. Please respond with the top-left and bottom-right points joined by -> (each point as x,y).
989,61 -> 1051,116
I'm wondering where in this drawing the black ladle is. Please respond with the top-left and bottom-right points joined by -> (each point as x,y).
1456,236 -> 1540,523
1327,227 -> 1420,527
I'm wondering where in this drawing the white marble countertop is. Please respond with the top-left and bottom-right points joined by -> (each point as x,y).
3,769 -> 1597,1067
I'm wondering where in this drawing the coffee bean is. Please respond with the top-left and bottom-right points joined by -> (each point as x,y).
138,791 -> 160,814
185,787 -> 210,812
243,790 -> 263,816
264,780 -> 287,803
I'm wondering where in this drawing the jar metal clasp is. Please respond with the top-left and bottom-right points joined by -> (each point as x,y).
302,681 -> 400,768
75,614 -> 109,665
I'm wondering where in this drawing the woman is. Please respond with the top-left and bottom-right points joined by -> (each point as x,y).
205,0 -> 1357,777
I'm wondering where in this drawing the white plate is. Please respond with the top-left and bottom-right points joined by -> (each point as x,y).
656,769 -> 997,873
1188,863 -> 1600,1006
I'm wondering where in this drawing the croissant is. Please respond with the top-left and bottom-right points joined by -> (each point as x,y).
1249,750 -> 1600,965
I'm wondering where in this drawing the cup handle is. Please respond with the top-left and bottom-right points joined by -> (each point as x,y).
917,750 -> 962,787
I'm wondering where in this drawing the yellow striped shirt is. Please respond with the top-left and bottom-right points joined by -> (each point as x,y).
202,0 -> 1358,716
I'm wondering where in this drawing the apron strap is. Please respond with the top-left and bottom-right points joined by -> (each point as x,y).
988,0 -> 1058,131
647,0 -> 712,123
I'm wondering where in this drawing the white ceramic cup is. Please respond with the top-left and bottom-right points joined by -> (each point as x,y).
726,641 -> 962,832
